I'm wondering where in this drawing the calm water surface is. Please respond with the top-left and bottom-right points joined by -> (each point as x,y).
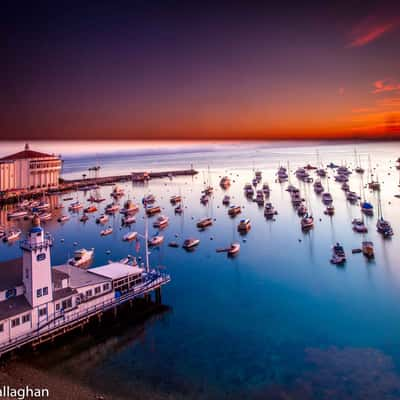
1,141 -> 400,399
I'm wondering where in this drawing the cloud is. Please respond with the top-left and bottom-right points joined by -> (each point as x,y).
371,79 -> 400,94
376,97 -> 400,107
352,107 -> 377,113
347,16 -> 400,48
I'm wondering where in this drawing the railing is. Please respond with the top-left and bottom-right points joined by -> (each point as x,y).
20,239 -> 53,251
0,272 -> 170,355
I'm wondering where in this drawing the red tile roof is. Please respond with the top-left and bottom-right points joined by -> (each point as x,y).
0,149 -> 56,161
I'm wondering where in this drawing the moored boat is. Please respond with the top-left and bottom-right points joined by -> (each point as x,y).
182,238 -> 200,249
331,243 -> 346,264
197,217 -> 213,229
237,218 -> 251,232
68,248 -> 94,267
123,231 -> 138,241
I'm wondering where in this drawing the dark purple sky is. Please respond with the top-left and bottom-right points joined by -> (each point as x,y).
2,0 -> 400,140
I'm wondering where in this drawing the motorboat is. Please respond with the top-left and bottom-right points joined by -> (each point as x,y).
327,162 -> 339,169
277,166 -> 288,182
376,218 -> 393,237
100,227 -> 113,236
80,214 -> 89,222
68,201 -> 83,211
219,176 -> 231,189
174,204 -> 183,214
362,241 -> 374,258
222,195 -> 231,205
7,210 -> 28,219
330,243 -> 346,264
84,205 -> 97,213
111,185 -> 124,198
170,195 -> 182,204
58,215 -> 70,223
291,192 -> 303,207
68,248 -> 94,267
200,194 -> 209,204
301,214 -> 314,230
34,201 -> 50,211
182,238 -> 200,249
227,242 -> 240,256
153,215 -> 169,228
120,199 -> 139,215
105,203 -> 120,214
123,231 -> 138,241
228,205 -> 241,216
122,215 -> 136,225
3,230 -> 22,242
96,214 -> 109,224
39,212 -> 52,221
264,202 -> 277,218
142,194 -> 155,204
352,218 -> 368,233
148,235 -> 164,246
237,218 -> 251,232
197,217 -> 213,229
145,205 -> 161,216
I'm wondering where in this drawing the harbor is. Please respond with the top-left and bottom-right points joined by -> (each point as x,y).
1,140 -> 400,399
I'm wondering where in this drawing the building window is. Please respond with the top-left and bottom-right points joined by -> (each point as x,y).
22,314 -> 31,323
0,323 -> 3,332
55,303 -> 60,311
37,288 -> 42,298
103,283 -> 110,291
61,298 -> 72,310
11,318 -> 20,328
86,290 -> 92,297
39,308 -> 47,317
95,286 -> 101,295
43,287 -> 48,296
25,269 -> 29,279
5,288 -> 16,299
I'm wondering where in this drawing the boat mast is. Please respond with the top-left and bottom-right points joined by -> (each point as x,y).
145,213 -> 150,273
377,184 -> 383,220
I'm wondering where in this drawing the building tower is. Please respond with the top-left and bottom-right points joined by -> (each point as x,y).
21,215 -> 53,307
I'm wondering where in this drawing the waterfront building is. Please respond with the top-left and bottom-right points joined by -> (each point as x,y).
0,216 -> 170,355
0,144 -> 62,192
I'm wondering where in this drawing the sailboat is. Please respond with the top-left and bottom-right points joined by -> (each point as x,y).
360,175 -> 373,216
376,187 -> 393,237
367,155 -> 380,190
354,149 -> 364,174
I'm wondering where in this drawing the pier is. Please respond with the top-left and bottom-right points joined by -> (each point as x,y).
0,168 -> 198,205
0,271 -> 170,357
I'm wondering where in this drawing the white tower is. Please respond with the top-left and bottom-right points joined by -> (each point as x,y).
21,215 -> 53,307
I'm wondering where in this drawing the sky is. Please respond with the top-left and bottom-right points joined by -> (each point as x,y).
2,0 -> 400,141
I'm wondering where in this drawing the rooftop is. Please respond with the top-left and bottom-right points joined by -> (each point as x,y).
0,258 -> 23,291
0,295 -> 31,320
89,263 -> 142,280
53,265 -> 111,288
0,144 -> 57,161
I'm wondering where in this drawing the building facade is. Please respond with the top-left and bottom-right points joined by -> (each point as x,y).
0,144 -> 62,192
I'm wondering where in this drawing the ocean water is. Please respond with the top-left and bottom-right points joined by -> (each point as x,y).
1,140 -> 400,399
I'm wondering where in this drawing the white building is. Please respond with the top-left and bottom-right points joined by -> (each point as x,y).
0,216 -> 169,352
0,144 -> 62,192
